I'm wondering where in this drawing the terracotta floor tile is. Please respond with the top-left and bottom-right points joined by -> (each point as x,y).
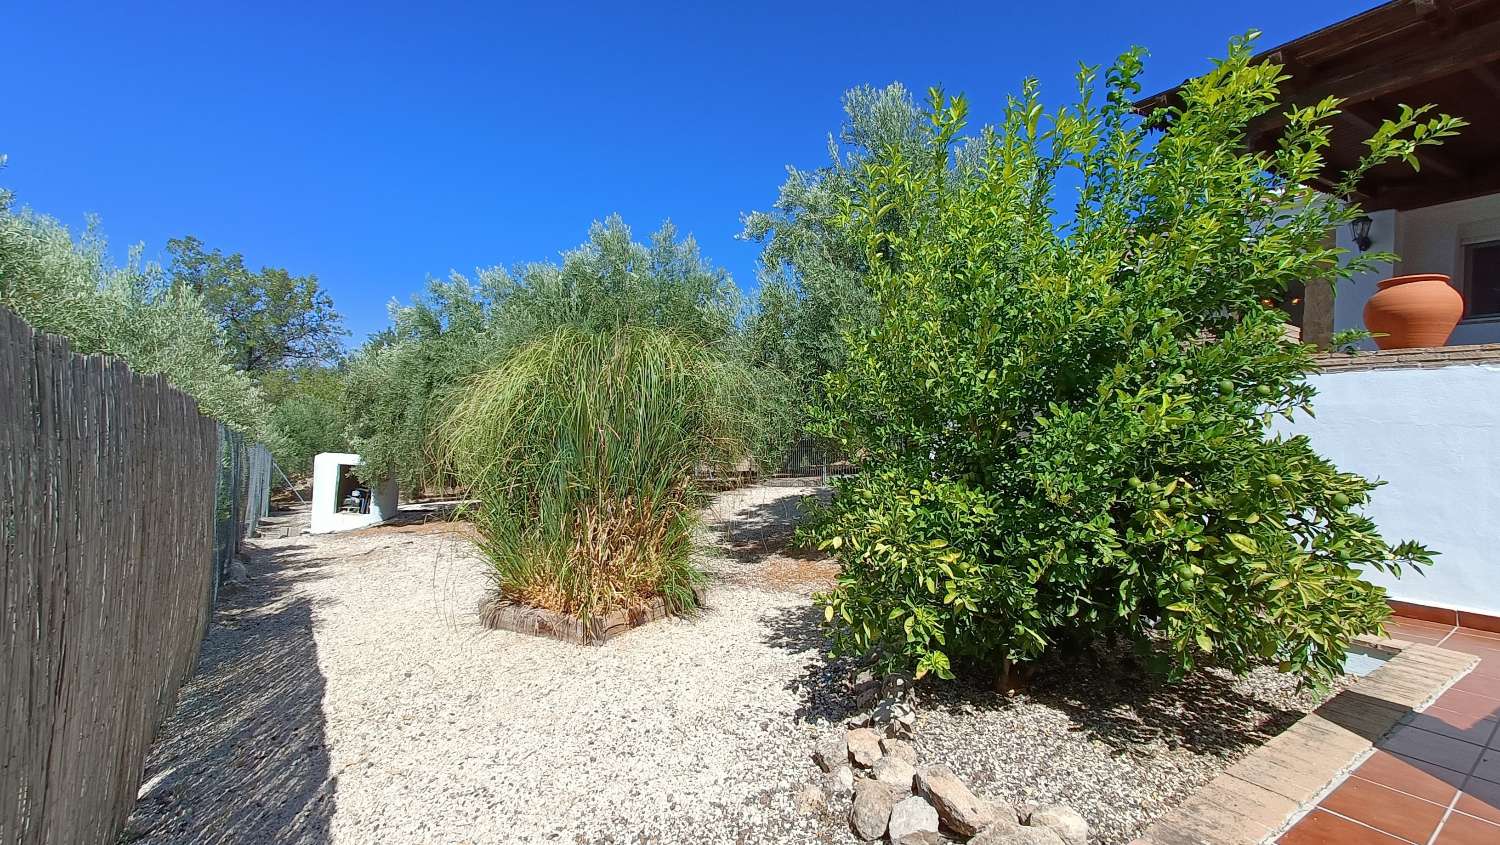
1379,724 -> 1486,773
1354,750 -> 1465,804
1455,626 -> 1500,642
1470,659 -> 1500,682
1386,618 -> 1457,643
1433,689 -> 1500,722
1278,809 -> 1410,844
1452,672 -> 1500,701
1457,778 -> 1500,824
1441,635 -> 1500,661
1433,811 -> 1500,845
1475,750 -> 1500,783
1319,777 -> 1449,843
1389,615 -> 1458,632
1402,709 -> 1500,746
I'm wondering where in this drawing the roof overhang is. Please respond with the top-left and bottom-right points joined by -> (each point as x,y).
1137,0 -> 1500,212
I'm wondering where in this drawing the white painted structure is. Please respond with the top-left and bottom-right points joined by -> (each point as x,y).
309,452 -> 398,534
1333,193 -> 1500,348
1275,363 -> 1500,617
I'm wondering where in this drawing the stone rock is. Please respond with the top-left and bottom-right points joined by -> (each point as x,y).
887,795 -> 940,844
879,737 -> 918,764
972,812 -> 1024,838
881,671 -> 916,700
1028,805 -> 1088,845
850,779 -> 902,841
827,765 -> 856,795
846,727 -> 883,768
813,735 -> 848,772
914,765 -> 996,837
795,782 -> 826,814
872,755 -> 917,790
872,697 -> 918,738
227,559 -> 250,582
853,677 -> 882,709
970,826 -> 1064,845
984,797 -> 1023,828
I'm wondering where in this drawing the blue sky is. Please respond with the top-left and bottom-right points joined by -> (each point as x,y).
2,1 -> 1377,345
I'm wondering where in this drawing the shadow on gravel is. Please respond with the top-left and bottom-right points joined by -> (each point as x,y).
126,542 -> 336,844
706,485 -> 831,563
765,602 -> 1305,756
761,603 -> 859,726
923,651 -> 1308,758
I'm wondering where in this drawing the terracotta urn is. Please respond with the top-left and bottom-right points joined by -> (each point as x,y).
1362,273 -> 1464,350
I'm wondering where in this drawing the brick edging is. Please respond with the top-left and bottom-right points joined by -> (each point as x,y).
1314,343 -> 1500,373
478,588 -> 703,645
1129,638 -> 1478,845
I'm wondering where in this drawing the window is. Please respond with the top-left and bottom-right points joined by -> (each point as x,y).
1464,240 -> 1500,319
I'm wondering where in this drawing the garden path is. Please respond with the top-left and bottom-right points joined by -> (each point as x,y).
126,481 -> 849,845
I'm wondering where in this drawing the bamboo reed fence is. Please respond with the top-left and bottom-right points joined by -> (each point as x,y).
0,307 -> 223,845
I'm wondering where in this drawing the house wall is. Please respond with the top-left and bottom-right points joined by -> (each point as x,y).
1332,194 -> 1500,347
1275,360 -> 1500,617
1332,209 -> 1397,349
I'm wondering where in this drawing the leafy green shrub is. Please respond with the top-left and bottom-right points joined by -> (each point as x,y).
445,326 -> 781,619
809,37 -> 1456,684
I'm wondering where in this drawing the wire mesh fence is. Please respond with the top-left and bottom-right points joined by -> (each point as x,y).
776,435 -> 856,480
210,429 -> 273,602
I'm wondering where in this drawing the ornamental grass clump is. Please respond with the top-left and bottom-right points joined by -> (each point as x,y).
445,325 -> 778,619
808,36 -> 1460,685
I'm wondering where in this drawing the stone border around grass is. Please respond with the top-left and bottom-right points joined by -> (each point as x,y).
478,588 -> 705,645
1128,636 -> 1479,845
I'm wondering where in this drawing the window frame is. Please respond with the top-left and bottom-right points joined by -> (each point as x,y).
1461,238 -> 1500,322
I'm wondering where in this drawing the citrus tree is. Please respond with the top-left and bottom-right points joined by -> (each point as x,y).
810,36 -> 1457,684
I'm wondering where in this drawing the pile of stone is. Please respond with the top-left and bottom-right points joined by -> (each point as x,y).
808,728 -> 1089,845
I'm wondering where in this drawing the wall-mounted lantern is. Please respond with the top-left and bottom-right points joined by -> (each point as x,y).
1350,214 -> 1373,252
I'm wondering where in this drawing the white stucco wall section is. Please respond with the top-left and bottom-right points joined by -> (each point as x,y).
1332,194 -> 1500,347
1274,365 -> 1500,616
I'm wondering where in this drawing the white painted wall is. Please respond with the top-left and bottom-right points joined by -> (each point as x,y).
1275,365 -> 1500,616
1332,194 -> 1500,347
309,452 -> 399,534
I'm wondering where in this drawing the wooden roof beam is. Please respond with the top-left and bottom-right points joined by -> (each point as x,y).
1277,17 -> 1500,105
1365,160 -> 1500,210
1470,62 -> 1500,98
1243,17 -> 1500,140
1416,0 -> 1461,32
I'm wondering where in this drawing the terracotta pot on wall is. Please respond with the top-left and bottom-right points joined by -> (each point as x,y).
1362,273 -> 1464,350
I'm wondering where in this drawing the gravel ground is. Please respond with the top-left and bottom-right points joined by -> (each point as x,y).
911,656 -> 1344,844
127,479 -> 1339,845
